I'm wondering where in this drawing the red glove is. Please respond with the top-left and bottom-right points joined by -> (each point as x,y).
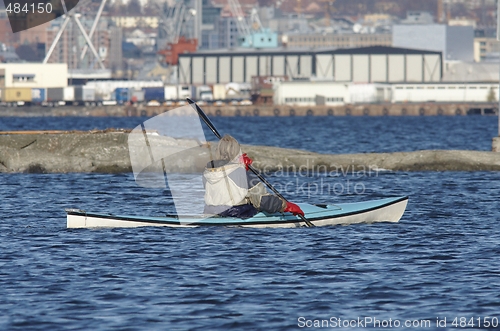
284,202 -> 304,217
239,153 -> 253,171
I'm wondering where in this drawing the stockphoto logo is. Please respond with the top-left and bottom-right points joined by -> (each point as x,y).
3,0 -> 79,33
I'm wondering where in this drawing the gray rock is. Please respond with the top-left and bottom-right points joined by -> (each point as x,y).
1,131 -> 500,173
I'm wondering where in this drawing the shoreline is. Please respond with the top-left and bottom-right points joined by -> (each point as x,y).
0,131 -> 499,173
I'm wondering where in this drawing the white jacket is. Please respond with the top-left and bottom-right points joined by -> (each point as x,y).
203,161 -> 248,207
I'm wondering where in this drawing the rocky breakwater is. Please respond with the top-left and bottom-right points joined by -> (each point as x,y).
1,131 -> 500,173
0,130 -> 133,173
246,146 -> 500,172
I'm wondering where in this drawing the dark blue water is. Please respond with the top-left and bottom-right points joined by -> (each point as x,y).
1,116 -> 500,330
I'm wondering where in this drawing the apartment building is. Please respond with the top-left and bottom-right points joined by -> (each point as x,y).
474,37 -> 500,62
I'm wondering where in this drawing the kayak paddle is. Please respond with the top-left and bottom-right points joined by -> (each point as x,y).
187,98 -> 315,227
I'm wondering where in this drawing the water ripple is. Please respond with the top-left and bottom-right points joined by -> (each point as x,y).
0,117 -> 500,329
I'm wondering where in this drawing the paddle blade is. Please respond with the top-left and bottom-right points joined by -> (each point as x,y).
127,105 -> 248,224
187,98 -> 222,139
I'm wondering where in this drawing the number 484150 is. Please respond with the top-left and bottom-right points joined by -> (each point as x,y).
6,2 -> 53,14
452,317 -> 499,328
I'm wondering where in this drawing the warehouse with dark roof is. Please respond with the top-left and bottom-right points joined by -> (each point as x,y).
177,46 -> 443,85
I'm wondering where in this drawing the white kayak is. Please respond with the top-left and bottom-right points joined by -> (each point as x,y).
66,196 -> 408,228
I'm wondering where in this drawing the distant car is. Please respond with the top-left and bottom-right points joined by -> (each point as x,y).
230,100 -> 239,105
176,100 -> 187,106
240,100 -> 252,105
147,100 -> 161,106
163,101 -> 174,106
197,100 -> 207,106
214,100 -> 225,106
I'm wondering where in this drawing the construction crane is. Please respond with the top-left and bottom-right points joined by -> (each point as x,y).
158,1 -> 186,48
157,0 -> 198,66
43,0 -> 107,69
228,0 -> 278,48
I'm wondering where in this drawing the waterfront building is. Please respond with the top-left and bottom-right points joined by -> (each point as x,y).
178,46 -> 442,85
0,63 -> 67,88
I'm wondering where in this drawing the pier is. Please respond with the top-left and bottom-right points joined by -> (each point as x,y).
0,102 -> 499,117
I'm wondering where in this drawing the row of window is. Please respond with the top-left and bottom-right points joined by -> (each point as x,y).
12,74 -> 35,82
14,77 -> 35,82
326,97 -> 344,102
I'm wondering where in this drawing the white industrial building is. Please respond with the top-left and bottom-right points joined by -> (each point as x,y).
273,81 -> 498,105
391,83 -> 499,103
178,48 -> 317,85
314,46 -> 442,82
0,63 -> 68,88
178,46 -> 443,85
273,81 -> 350,106
273,81 -> 393,106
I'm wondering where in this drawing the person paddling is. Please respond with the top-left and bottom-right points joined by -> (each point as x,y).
203,134 -> 304,219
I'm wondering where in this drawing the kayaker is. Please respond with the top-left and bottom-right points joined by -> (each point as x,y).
203,134 -> 304,218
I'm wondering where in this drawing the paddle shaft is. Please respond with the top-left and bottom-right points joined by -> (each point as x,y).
187,98 -> 314,227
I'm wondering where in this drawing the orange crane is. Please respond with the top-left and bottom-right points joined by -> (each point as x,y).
158,37 -> 198,66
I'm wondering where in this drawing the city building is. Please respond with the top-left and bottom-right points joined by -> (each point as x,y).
0,63 -> 67,88
200,0 -> 279,50
216,17 -> 240,49
363,14 -> 393,25
393,24 -> 474,62
273,81 -> 499,106
273,81 -> 350,106
315,46 -> 442,83
178,46 -> 442,85
267,13 -> 311,35
201,0 -> 223,49
473,37 -> 500,62
400,11 -> 434,25
109,16 -> 159,29
124,29 -> 157,48
448,18 -> 476,28
391,82 -> 499,103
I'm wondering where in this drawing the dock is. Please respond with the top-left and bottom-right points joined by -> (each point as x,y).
0,102 -> 499,117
